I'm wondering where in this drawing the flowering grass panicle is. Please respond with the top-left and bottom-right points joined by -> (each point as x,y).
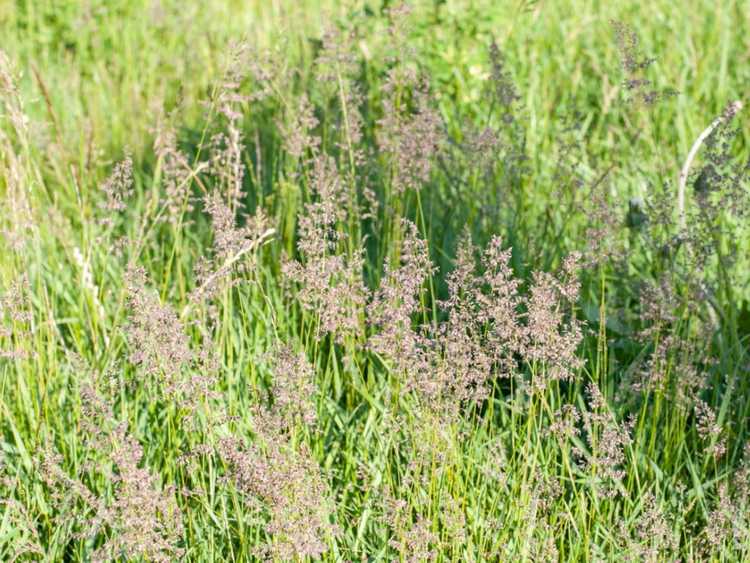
488,41 -> 521,114
0,276 -> 32,360
478,235 -> 524,372
547,404 -> 581,441
521,251 -> 584,391
629,274 -> 694,393
703,482 -> 750,554
367,219 -> 433,380
40,380 -> 184,563
206,192 -> 267,263
153,121 -> 195,224
611,20 -> 677,107
189,191 -> 273,304
389,514 -> 438,563
0,52 -> 37,253
377,67 -> 444,194
219,426 -> 338,561
429,238 -> 495,409
88,426 -> 185,563
623,492 -> 678,562
124,264 -> 193,391
97,155 -> 134,230
208,41 -> 254,212
576,384 -> 633,497
279,93 -> 320,161
283,155 -> 368,341
0,50 -> 28,137
0,495 -> 44,561
209,126 -> 245,212
695,399 -> 726,459
508,470 -> 562,561
265,345 -> 318,428
383,472 -> 440,563
314,23 -> 360,86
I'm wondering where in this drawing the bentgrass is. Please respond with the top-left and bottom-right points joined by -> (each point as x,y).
2,1 -> 750,562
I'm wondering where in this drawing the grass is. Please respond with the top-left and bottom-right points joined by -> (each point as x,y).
1,0 -> 750,561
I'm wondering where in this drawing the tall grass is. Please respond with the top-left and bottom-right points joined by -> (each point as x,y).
1,1 -> 750,561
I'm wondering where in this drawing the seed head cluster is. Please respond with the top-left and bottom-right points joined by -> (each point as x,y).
1,9 -> 747,562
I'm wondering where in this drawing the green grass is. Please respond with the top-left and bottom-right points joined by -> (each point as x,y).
2,0 -> 750,561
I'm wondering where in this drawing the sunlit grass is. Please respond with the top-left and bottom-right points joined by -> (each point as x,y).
1,1 -> 749,561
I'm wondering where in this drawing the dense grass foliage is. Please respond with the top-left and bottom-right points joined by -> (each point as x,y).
2,1 -> 750,561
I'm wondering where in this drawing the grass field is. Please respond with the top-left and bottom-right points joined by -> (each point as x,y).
2,0 -> 750,561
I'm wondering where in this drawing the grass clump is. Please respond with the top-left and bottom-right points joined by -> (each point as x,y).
1,1 -> 750,561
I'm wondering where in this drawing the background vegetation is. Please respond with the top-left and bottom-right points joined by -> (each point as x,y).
1,0 -> 750,560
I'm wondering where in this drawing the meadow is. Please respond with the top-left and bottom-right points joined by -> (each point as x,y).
1,0 -> 750,561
